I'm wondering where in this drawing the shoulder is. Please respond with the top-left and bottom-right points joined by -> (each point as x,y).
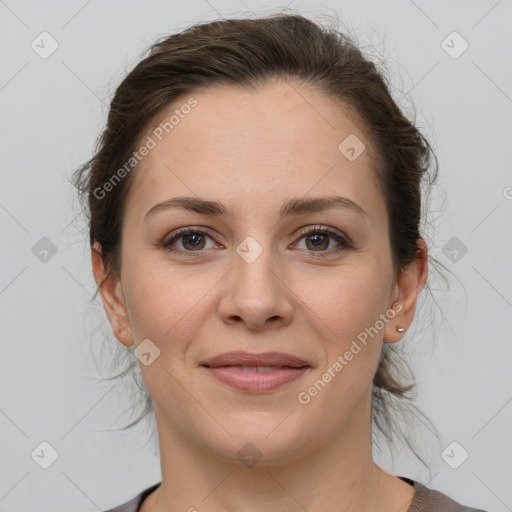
409,479 -> 489,512
103,483 -> 161,512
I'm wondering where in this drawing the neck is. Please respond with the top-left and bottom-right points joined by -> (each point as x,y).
142,399 -> 413,512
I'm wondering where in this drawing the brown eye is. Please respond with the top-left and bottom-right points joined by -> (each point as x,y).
163,229 -> 216,253
305,232 -> 330,251
295,226 -> 351,253
180,233 -> 206,251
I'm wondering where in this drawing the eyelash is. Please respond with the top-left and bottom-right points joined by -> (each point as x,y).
161,225 -> 352,257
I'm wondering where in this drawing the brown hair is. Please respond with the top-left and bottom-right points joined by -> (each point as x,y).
72,11 -> 444,464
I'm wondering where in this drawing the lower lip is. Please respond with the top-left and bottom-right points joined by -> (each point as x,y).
202,366 -> 310,393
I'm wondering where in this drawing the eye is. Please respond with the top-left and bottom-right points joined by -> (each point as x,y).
293,225 -> 352,253
161,225 -> 352,256
162,228 -> 218,254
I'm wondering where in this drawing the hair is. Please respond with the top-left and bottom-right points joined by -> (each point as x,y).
72,11 -> 448,466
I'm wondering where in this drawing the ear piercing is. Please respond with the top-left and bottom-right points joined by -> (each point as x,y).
391,301 -> 405,334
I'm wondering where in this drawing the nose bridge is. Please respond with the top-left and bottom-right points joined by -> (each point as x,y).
233,234 -> 283,300
218,234 -> 293,328
236,237 -> 278,292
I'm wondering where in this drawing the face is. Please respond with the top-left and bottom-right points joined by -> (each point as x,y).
94,80 -> 426,465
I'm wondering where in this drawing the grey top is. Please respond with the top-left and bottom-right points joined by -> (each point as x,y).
103,476 -> 489,512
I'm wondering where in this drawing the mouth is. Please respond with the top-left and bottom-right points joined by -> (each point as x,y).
203,365 -> 307,372
199,351 -> 312,393
199,351 -> 311,368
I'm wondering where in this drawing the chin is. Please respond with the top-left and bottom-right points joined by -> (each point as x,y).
199,414 -> 312,468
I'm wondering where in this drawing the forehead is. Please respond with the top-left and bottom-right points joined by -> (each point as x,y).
125,80 -> 384,220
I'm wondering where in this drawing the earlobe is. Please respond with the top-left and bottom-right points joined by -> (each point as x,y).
383,239 -> 428,343
91,243 -> 134,347
383,300 -> 407,343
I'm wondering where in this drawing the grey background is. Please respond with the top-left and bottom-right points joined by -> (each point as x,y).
1,0 -> 511,510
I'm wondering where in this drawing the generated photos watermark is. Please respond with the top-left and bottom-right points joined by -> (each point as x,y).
93,96 -> 198,200
297,302 -> 403,405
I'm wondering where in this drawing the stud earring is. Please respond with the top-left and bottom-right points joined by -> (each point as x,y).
396,327 -> 405,333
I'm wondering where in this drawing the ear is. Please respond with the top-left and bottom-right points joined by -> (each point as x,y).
91,242 -> 134,347
383,239 -> 428,343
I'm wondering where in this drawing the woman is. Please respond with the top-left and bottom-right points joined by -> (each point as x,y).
73,12 -> 488,512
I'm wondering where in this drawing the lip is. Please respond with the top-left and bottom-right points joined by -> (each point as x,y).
199,351 -> 311,368
199,351 -> 312,393
202,366 -> 310,393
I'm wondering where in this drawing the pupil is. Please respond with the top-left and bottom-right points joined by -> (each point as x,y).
186,234 -> 202,247
311,234 -> 323,246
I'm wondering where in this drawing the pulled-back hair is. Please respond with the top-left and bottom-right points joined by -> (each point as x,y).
72,11 -> 444,465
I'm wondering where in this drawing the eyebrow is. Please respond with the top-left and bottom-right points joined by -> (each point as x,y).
144,195 -> 367,221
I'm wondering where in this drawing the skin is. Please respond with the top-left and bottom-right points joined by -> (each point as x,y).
92,80 -> 427,512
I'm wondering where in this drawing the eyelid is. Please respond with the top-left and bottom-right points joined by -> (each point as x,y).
162,224 -> 352,254
293,225 -> 352,250
162,226 -> 217,245
295,224 -> 351,243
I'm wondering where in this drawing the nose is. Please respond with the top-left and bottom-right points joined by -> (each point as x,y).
217,244 -> 294,331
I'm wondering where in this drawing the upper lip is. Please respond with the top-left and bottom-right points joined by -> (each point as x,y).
200,351 -> 311,368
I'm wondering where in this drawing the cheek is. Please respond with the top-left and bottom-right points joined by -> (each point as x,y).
296,284 -> 384,436
299,262 -> 389,349
121,262 -> 211,403
294,262 -> 388,406
121,255 -> 206,349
